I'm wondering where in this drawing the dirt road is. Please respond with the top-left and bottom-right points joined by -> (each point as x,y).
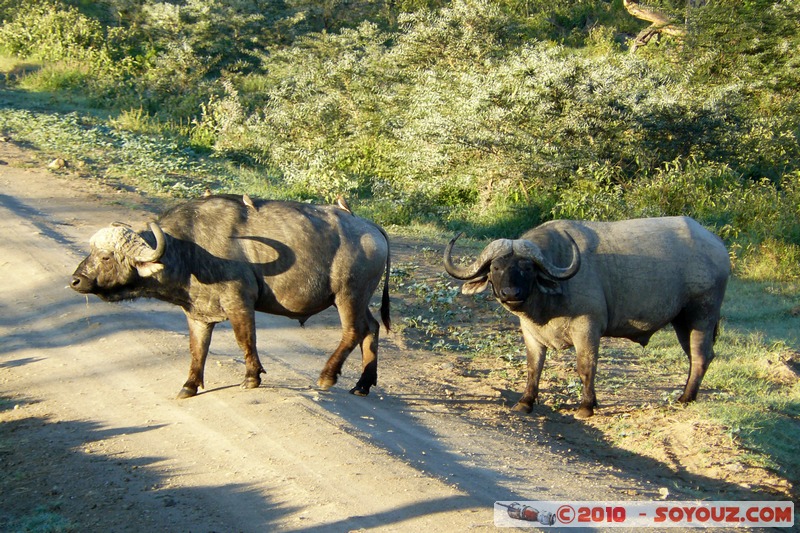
0,141 -> 747,531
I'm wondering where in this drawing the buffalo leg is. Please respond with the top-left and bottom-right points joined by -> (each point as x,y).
318,297 -> 373,393
677,324 -> 716,403
317,328 -> 361,391
351,312 -> 380,396
673,309 -> 717,404
178,317 -> 215,399
512,320 -> 547,413
230,309 -> 265,390
574,330 -> 601,418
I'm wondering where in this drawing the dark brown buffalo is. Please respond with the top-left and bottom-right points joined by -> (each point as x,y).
71,194 -> 390,399
444,216 -> 730,418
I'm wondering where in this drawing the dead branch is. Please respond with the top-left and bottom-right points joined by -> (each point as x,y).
623,0 -> 686,51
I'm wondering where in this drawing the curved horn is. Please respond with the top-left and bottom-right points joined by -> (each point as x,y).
444,233 -> 514,280
512,233 -> 580,280
134,222 -> 166,263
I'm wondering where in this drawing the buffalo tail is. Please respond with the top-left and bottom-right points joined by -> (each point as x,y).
380,232 -> 391,332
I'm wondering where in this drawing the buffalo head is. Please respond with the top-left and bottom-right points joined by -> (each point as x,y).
71,222 -> 166,300
443,233 -> 581,309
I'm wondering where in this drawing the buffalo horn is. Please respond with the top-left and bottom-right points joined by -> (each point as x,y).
134,222 -> 166,263
512,234 -> 581,280
443,233 -> 514,280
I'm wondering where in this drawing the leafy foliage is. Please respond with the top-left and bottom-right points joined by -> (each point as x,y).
1,0 -> 799,277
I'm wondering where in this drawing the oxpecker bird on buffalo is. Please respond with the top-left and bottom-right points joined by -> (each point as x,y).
444,216 -> 730,418
71,194 -> 391,399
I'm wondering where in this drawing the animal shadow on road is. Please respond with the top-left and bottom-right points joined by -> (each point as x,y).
1,295 -> 793,531
0,393 -> 297,531
301,380 -> 788,530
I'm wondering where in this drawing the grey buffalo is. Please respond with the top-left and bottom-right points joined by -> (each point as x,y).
71,194 -> 390,399
444,216 -> 730,418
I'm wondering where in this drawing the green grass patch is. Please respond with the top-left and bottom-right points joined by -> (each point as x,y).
0,104 -> 228,197
7,505 -> 74,533
634,286 -> 800,486
694,400 -> 800,479
624,278 -> 800,480
723,278 -> 800,347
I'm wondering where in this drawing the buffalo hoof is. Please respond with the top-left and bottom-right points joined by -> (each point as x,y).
510,401 -> 533,414
349,384 -> 370,396
317,377 -> 336,391
177,386 -> 198,399
241,376 -> 261,390
575,405 -> 594,419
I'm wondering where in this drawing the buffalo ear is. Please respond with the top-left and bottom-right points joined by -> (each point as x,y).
535,275 -> 563,296
462,277 -> 490,294
135,261 -> 164,277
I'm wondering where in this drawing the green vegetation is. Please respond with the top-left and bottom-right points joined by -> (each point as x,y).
0,0 -> 798,279
6,505 -> 74,533
0,0 -> 798,496
647,278 -> 800,481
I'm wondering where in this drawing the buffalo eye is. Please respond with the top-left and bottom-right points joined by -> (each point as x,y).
518,259 -> 534,272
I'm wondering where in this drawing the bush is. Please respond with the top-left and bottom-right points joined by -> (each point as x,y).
0,1 -> 105,61
1,0 -> 799,279
549,156 -> 800,279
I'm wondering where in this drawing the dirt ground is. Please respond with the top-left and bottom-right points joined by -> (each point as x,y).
0,139 -> 793,532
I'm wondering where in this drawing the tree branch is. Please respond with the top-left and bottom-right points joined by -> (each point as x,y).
623,0 -> 686,51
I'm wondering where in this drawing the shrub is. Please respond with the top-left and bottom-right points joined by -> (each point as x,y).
0,0 -> 799,279
552,162 -> 626,221
0,1 -> 105,61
